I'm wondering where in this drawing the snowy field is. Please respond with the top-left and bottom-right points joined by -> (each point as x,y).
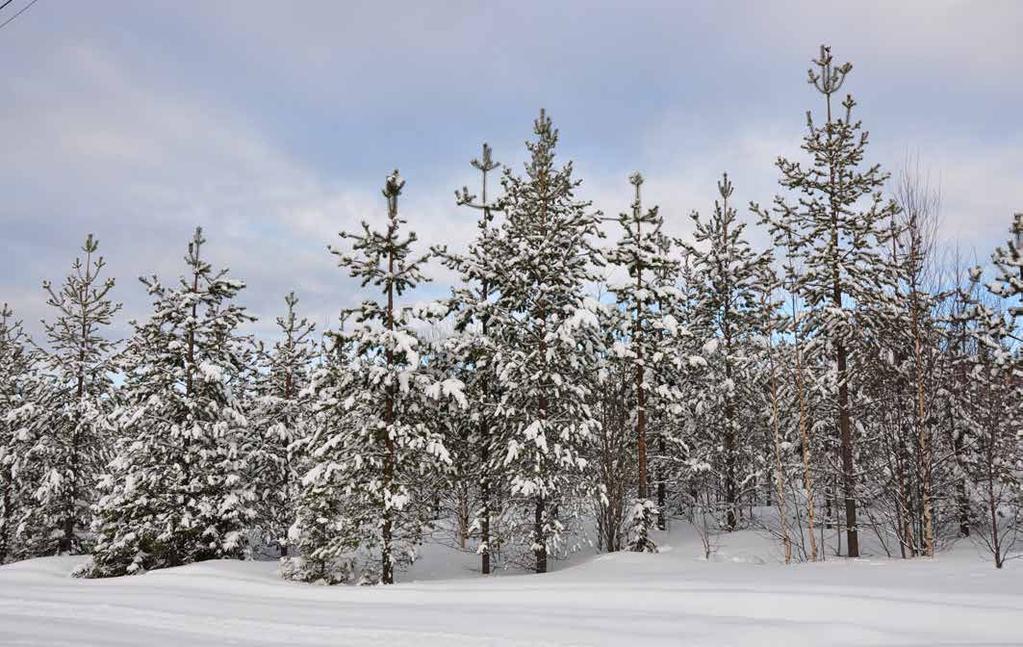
0,527 -> 1020,646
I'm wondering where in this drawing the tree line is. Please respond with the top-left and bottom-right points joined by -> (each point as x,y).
1,45 -> 1020,584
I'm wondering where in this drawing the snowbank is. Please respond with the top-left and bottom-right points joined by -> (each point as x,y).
1,527 -> 1019,646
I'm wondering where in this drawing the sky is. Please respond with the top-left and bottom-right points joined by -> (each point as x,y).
2,0 -> 1021,342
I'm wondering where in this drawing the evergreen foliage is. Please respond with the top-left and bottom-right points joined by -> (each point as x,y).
248,292 -> 317,557
87,228 -> 255,577
288,171 -> 461,585
0,43 -> 1019,579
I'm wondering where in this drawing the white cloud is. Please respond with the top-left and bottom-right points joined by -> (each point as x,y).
0,41 -> 375,341
1,1 -> 1020,348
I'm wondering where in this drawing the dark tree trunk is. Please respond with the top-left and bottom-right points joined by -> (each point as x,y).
836,338 -> 859,557
480,438 -> 491,575
656,434 -> 666,530
534,495 -> 547,573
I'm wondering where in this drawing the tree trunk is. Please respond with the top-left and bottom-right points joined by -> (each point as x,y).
769,364 -> 791,563
381,221 -> 397,585
724,435 -> 737,531
479,276 -> 492,574
634,189 -> 648,502
0,476 -> 10,563
656,434 -> 666,530
723,337 -> 737,531
534,495 -> 547,573
794,351 -> 818,561
835,339 -> 859,557
480,439 -> 492,574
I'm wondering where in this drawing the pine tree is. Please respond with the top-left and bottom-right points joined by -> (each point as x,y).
0,304 -> 35,563
441,143 -> 506,573
283,330 -> 357,585
606,172 -> 682,550
988,212 -> 1023,319
590,301 -> 633,552
967,213 -> 1023,567
490,110 -> 604,572
963,293 -> 1021,568
684,174 -> 773,531
87,228 -> 256,577
754,45 -> 899,557
290,170 -> 461,585
427,330 -> 480,554
249,292 -> 317,557
20,235 -> 121,555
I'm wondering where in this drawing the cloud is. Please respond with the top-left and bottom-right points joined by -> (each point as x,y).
0,40 -> 376,341
0,1 -> 1020,347
901,138 -> 1023,248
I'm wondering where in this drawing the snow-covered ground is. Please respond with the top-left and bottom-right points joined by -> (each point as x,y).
1,526 -> 1019,646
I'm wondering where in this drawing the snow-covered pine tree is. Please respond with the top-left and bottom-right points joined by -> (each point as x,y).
962,290 -> 1021,568
753,45 -> 899,557
249,292 -> 317,557
590,299 -> 632,552
965,213 -> 1023,567
683,174 -> 773,531
657,244 -> 714,526
650,227 -> 690,530
427,328 -> 480,553
490,110 -> 604,573
606,172 -> 682,551
440,143 -> 507,574
0,304 -> 36,563
290,170 -> 460,585
87,227 -> 256,577
988,212 -> 1023,320
283,325 -> 357,585
19,235 -> 121,556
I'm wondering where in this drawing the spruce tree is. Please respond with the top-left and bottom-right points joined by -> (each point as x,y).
88,227 -> 255,576
754,45 -> 899,557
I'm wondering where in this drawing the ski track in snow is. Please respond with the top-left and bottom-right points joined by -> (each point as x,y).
1,529 -> 1020,646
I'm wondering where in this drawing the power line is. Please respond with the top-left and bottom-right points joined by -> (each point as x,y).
0,0 -> 40,31
0,1 -> 16,13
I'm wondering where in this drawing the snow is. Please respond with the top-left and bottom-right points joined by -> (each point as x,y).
1,527 -> 1020,646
